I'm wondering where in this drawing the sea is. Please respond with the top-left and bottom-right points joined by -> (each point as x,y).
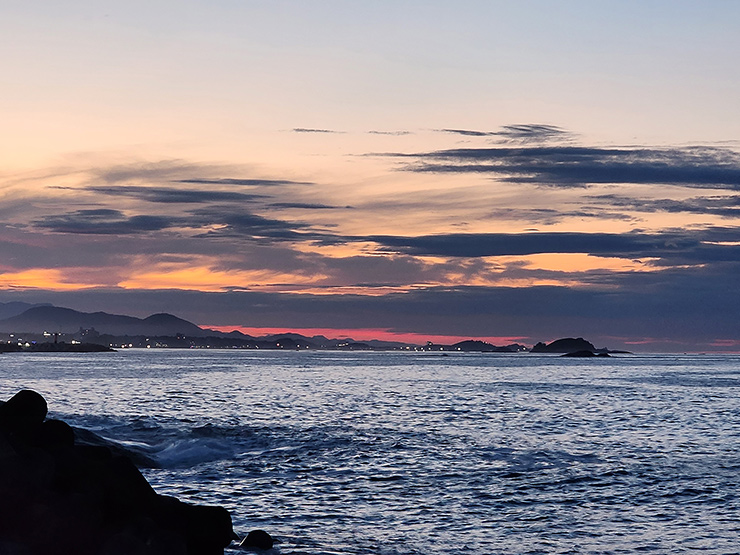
1,349 -> 739,555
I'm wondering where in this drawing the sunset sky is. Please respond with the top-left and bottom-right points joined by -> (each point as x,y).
1,1 -> 739,351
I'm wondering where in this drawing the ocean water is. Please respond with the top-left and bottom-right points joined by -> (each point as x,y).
1,350 -> 739,555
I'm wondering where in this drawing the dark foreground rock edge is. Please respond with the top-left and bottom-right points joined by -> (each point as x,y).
0,390 -> 239,555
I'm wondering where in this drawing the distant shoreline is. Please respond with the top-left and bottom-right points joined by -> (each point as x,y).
0,342 -> 115,353
1,306 -> 633,354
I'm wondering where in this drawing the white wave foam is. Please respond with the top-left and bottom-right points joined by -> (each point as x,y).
154,437 -> 236,468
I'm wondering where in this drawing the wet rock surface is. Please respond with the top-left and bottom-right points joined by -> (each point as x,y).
0,390 -> 237,555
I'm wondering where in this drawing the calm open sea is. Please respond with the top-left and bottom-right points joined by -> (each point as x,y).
2,350 -> 739,555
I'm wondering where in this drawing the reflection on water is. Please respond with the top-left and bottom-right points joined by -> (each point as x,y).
2,350 -> 740,554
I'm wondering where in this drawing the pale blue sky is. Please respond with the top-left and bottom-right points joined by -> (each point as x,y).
3,0 -> 739,157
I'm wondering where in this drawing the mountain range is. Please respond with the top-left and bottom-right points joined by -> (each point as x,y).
0,305 -> 208,337
0,304 -> 416,350
0,303 -> 601,353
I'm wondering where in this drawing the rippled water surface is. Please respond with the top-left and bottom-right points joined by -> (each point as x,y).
2,350 -> 740,554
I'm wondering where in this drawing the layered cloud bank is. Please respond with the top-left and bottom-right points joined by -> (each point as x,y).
1,125 -> 738,351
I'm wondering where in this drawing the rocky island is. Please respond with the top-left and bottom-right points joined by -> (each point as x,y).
531,337 -> 629,355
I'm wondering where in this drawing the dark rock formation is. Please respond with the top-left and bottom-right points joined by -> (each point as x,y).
531,337 -> 597,353
240,529 -> 275,550
532,337 -> 630,355
0,390 -> 237,555
561,350 -> 611,357
72,426 -> 159,469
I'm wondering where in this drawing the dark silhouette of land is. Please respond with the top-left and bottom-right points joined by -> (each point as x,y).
0,306 -> 205,337
0,342 -> 116,353
531,337 -> 629,355
0,304 -> 626,354
419,339 -> 527,352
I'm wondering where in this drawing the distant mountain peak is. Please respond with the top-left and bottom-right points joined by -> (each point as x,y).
143,313 -> 191,323
0,306 -> 206,337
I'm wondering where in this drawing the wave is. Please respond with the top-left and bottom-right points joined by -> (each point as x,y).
155,436 -> 236,467
59,413 -> 263,469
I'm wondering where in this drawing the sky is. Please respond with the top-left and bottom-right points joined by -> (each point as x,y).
1,0 -> 739,351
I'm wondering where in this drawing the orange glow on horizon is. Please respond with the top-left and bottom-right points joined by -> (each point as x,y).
0,269 -> 99,291
118,265 -> 327,291
203,325 -> 528,346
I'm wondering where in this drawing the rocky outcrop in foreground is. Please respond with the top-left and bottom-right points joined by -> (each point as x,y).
0,390 -> 237,555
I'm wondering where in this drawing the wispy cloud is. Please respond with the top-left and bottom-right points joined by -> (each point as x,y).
484,206 -> 635,225
496,124 -> 572,142
84,161 -> 313,189
177,178 -> 312,187
34,209 -> 176,235
589,194 -> 740,218
437,124 -> 571,143
292,128 -> 343,134
368,130 -> 413,136
94,161 -> 234,184
402,145 -> 740,189
267,202 -> 350,210
74,185 -> 267,204
33,203 -> 331,242
438,128 -> 498,137
366,229 -> 740,264
187,207 -> 324,242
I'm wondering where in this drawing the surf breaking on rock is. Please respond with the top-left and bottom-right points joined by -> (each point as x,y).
0,389 -> 266,555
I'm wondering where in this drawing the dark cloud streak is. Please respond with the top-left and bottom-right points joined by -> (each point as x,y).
84,186 -> 267,203
292,128 -> 342,134
33,205 -> 330,242
368,130 -> 413,136
403,145 -> 740,189
367,229 -> 740,263
187,207 -> 327,242
438,124 -> 571,142
177,178 -> 312,187
34,209 -> 175,235
590,194 -> 740,218
267,202 -> 350,210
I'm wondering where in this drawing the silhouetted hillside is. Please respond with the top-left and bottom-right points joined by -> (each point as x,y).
0,306 -> 207,337
420,340 -> 527,352
451,340 -> 527,352
0,302 -> 51,320
0,304 -> 625,354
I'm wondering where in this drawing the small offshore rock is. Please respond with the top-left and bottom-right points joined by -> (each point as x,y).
561,350 -> 611,357
240,529 -> 275,550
